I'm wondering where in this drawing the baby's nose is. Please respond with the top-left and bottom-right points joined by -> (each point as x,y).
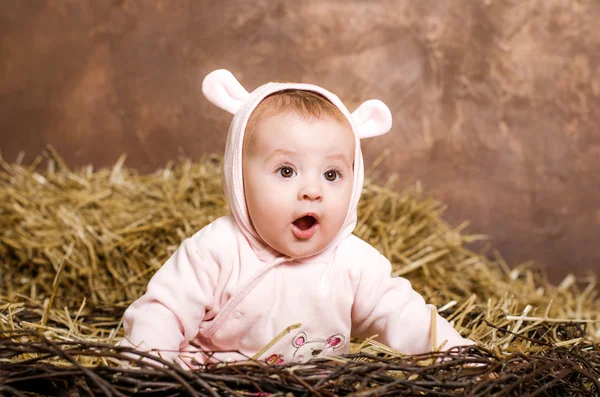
299,179 -> 323,201
302,188 -> 322,201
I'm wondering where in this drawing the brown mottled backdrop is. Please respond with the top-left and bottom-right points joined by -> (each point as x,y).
1,0 -> 599,283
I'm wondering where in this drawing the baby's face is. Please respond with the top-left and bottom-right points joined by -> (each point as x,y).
243,111 -> 355,258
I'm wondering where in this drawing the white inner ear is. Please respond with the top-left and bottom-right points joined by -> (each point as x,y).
351,99 -> 393,139
202,69 -> 250,114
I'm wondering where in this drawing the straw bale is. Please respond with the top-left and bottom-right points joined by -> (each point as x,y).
0,148 -> 598,395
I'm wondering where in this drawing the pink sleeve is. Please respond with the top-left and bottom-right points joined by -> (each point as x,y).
350,253 -> 475,355
120,231 -> 221,363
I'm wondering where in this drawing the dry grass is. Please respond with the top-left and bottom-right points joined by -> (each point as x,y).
0,148 -> 598,395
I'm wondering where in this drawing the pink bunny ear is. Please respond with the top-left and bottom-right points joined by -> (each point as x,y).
201,69 -> 250,114
351,99 -> 392,139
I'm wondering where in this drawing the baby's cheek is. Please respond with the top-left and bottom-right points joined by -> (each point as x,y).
330,184 -> 352,217
254,185 -> 291,222
328,206 -> 347,234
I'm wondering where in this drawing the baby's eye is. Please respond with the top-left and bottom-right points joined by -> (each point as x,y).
277,167 -> 296,178
324,170 -> 340,182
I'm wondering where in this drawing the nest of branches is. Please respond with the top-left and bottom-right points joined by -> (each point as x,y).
0,147 -> 598,396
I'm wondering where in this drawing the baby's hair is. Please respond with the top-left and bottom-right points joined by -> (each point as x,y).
244,90 -> 350,155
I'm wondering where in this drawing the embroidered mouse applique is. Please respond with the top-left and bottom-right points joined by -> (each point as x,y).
265,331 -> 346,365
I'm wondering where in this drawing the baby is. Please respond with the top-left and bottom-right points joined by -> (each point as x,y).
120,69 -> 475,368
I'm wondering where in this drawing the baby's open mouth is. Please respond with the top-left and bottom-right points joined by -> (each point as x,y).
291,213 -> 319,239
293,215 -> 317,231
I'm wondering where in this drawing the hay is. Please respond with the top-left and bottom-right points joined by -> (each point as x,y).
1,147 -> 599,396
0,147 -> 229,306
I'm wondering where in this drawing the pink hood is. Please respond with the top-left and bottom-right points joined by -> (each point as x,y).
202,70 -> 393,259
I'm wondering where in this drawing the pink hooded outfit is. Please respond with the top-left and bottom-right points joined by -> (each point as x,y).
120,70 -> 474,367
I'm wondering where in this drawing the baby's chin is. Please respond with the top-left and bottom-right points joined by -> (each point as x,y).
270,239 -> 330,259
